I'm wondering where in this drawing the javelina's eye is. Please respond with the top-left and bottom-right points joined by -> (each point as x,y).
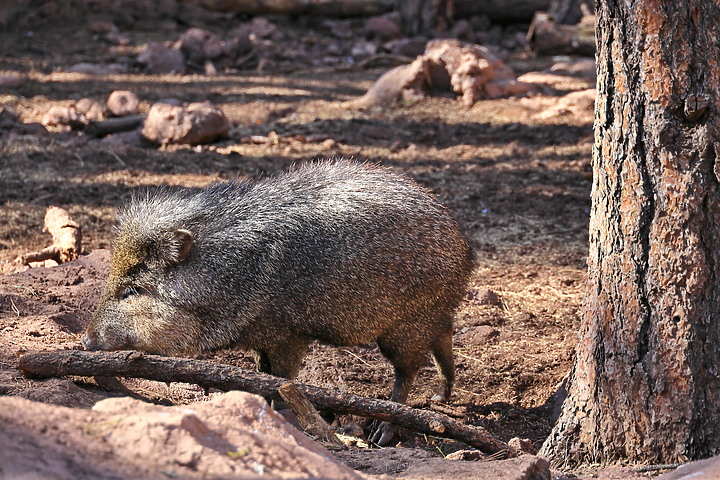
120,286 -> 139,301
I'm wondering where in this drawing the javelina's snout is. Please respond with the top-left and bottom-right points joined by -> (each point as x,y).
80,332 -> 96,350
86,159 -> 475,445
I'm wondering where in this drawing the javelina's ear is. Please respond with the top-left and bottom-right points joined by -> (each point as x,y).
158,229 -> 193,265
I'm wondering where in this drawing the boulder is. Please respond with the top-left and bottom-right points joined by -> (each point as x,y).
142,101 -> 230,145
0,391 -> 364,479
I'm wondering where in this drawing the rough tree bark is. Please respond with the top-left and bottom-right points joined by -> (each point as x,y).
541,0 -> 720,467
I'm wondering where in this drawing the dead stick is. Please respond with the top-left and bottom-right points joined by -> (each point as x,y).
278,382 -> 343,446
14,206 -> 81,266
85,115 -> 145,137
19,350 -> 506,454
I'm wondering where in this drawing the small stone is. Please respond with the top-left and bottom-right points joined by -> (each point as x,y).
137,43 -> 186,75
465,288 -> 501,306
107,90 -> 140,117
508,437 -> 538,456
365,15 -> 401,41
322,138 -> 337,150
142,101 -> 230,145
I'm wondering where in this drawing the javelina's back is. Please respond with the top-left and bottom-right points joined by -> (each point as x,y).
84,160 -> 474,444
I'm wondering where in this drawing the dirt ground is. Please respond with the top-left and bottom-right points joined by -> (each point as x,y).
0,2 -> 608,478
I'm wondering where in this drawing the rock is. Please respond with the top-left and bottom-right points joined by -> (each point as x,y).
0,72 -> 24,89
142,101 -> 230,145
398,455 -> 551,480
226,24 -> 253,55
385,37 -> 427,57
175,27 -> 224,64
137,42 -> 186,74
461,325 -> 500,344
508,437 -> 538,456
74,98 -> 106,122
445,449 -> 486,461
465,288 -> 501,306
42,105 -> 83,130
249,17 -> 276,39
365,15 -> 402,41
106,90 -> 140,117
424,39 -> 535,105
656,456 -> 720,480
352,39 -> 538,108
0,391 -> 364,479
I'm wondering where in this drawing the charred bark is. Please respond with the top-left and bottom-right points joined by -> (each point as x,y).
541,0 -> 720,467
19,350 -> 507,454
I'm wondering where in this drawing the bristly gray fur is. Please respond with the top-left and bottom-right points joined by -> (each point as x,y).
84,159 -> 475,444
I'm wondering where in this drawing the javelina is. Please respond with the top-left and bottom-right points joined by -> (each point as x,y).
83,160 -> 474,444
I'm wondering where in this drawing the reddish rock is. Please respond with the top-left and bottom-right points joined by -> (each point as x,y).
106,90 -> 140,117
137,43 -> 186,74
175,27 -> 224,64
461,325 -> 501,344
0,391 -> 364,479
365,15 -> 402,41
42,105 -> 83,130
465,288 -> 502,306
74,98 -> 106,122
385,37 -> 427,57
508,437 -> 538,456
142,101 -> 230,145
656,457 -> 720,479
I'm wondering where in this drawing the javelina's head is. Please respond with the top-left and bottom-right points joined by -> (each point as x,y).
82,211 -> 204,355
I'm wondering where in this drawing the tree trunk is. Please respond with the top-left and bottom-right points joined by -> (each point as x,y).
396,0 -> 452,37
541,0 -> 720,467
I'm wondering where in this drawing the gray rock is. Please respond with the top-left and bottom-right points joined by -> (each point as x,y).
141,101 -> 229,145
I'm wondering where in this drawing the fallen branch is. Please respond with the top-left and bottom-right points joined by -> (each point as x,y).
19,350 -> 507,454
13,207 -> 81,268
278,382 -> 343,446
85,115 -> 145,137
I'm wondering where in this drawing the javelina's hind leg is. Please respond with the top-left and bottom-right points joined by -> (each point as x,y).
370,332 -> 426,445
430,327 -> 455,402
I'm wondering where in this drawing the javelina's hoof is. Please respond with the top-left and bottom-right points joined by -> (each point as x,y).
369,421 -> 397,446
